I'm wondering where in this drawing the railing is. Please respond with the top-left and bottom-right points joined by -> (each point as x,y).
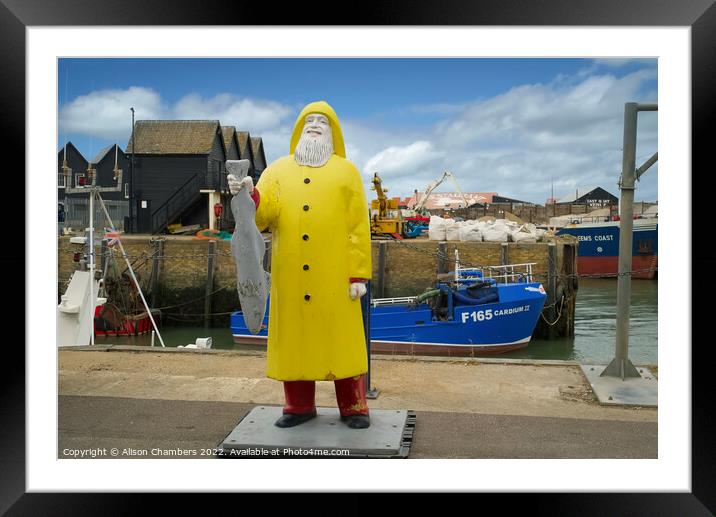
568,216 -> 611,224
150,174 -> 202,234
63,197 -> 128,230
456,263 -> 537,284
371,296 -> 417,308
453,249 -> 536,284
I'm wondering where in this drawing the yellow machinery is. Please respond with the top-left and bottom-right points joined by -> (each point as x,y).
370,172 -> 404,239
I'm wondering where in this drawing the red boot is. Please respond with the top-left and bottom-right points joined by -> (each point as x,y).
276,380 -> 317,428
334,374 -> 370,429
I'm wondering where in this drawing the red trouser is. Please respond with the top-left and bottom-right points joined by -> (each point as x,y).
282,374 -> 369,417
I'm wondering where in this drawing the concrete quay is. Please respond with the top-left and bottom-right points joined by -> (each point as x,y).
58,346 -> 657,459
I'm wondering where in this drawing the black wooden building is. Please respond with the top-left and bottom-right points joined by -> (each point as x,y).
219,128 -> 268,228
556,186 -> 619,208
57,142 -> 88,193
236,131 -> 257,180
491,194 -> 533,205
58,142 -> 129,199
87,144 -> 129,201
251,136 -> 267,178
126,120 -> 229,234
222,126 -> 241,161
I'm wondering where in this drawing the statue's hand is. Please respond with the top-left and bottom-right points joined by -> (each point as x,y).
349,282 -> 367,300
228,175 -> 254,196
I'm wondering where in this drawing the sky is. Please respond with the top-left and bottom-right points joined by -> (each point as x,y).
58,58 -> 658,204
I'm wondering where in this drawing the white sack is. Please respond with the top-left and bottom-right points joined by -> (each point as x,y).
428,215 -> 447,241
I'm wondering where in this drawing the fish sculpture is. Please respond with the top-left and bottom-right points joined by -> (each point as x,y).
227,159 -> 270,334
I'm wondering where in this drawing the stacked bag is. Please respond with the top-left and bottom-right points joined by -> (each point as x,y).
427,216 -> 546,242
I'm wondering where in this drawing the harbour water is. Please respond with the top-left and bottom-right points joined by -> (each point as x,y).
505,278 -> 658,364
106,278 -> 658,365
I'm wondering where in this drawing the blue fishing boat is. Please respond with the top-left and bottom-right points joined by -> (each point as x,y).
231,253 -> 547,356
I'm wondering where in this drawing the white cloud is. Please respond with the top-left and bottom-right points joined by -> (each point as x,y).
59,65 -> 659,203
413,69 -> 659,202
364,141 -> 442,179
336,67 -> 657,203
59,88 -> 295,153
59,87 -> 166,141
173,94 -> 293,133
258,126 -> 294,163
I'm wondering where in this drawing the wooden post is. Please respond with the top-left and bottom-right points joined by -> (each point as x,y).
567,243 -> 577,336
558,242 -> 576,338
547,242 -> 558,339
437,242 -> 447,275
500,242 -> 509,268
377,241 -> 387,298
150,239 -> 164,308
204,240 -> 216,328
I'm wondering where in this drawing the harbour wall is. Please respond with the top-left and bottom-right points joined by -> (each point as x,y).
439,201 -> 657,224
58,235 -> 577,339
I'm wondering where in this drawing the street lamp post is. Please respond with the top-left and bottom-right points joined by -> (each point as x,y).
129,107 -> 135,233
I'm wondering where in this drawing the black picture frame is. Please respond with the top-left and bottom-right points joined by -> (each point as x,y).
6,0 -> 710,511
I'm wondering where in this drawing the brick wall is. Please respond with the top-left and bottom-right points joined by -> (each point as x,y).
58,235 -> 576,337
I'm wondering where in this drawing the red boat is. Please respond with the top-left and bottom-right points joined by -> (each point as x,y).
94,303 -> 157,337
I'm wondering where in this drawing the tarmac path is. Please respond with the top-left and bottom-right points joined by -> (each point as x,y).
57,348 -> 658,459
58,395 -> 657,459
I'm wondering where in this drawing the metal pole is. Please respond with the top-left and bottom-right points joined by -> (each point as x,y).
362,280 -> 379,399
88,190 -> 95,346
636,152 -> 658,181
601,102 -> 643,379
130,107 -> 135,233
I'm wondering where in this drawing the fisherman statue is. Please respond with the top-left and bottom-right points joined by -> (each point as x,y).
228,101 -> 372,429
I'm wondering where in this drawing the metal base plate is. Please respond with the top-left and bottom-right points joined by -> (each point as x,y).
581,364 -> 658,407
217,406 -> 416,458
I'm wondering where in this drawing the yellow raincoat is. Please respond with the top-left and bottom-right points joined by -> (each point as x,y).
254,101 -> 371,381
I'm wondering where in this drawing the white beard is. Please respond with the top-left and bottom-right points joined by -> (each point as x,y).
294,131 -> 334,167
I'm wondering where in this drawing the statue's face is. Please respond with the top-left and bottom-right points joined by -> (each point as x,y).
302,113 -> 330,141
294,112 -> 334,167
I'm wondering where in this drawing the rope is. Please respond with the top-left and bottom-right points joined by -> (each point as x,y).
151,285 -> 232,310
165,310 -> 238,317
540,294 -> 567,326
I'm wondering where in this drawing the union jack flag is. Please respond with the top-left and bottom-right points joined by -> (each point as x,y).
104,227 -> 120,246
